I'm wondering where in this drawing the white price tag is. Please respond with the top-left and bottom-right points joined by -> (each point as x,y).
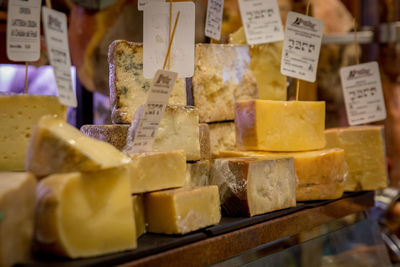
138,0 -> 163,11
6,0 -> 41,62
143,2 -> 195,78
281,12 -> 324,82
340,62 -> 386,125
42,7 -> 77,107
205,0 -> 224,40
130,70 -> 178,152
238,0 -> 284,45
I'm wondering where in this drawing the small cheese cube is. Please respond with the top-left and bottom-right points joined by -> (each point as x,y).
81,124 -> 129,151
185,160 -> 211,187
0,172 -> 36,267
144,186 -> 221,234
235,100 -> 326,151
209,122 -> 236,158
132,195 -> 146,238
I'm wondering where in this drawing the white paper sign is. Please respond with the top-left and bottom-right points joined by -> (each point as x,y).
129,70 -> 178,152
138,0 -> 163,11
340,62 -> 386,125
281,12 -> 324,82
205,0 -> 224,40
143,2 -> 195,78
6,0 -> 41,62
238,0 -> 283,45
42,7 -> 77,107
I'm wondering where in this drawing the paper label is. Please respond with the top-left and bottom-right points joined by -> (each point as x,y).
340,62 -> 387,125
129,70 -> 178,152
281,12 -> 324,82
42,7 -> 77,107
6,0 -> 41,62
238,0 -> 284,45
143,2 -> 195,78
205,0 -> 224,40
138,0 -> 163,11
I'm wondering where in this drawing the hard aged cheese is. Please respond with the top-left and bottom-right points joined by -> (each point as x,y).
0,172 -> 36,267
34,167 -> 136,258
108,40 -> 186,124
209,122 -> 236,158
235,100 -> 326,151
210,157 -> 297,217
199,123 -> 211,160
325,126 -> 388,191
144,186 -> 221,234
0,95 -> 67,171
25,115 -> 131,177
81,124 -> 129,151
129,150 -> 186,194
132,195 -> 146,238
185,160 -> 211,187
296,183 -> 344,202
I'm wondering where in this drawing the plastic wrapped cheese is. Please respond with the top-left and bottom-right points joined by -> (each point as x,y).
185,160 -> 211,187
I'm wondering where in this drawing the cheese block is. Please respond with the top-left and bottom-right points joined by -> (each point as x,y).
132,195 -> 146,238
26,115 -> 131,177
192,44 -> 258,123
0,172 -> 36,267
129,150 -> 186,194
185,160 -> 210,187
126,106 -> 201,161
210,157 -> 297,217
144,186 -> 221,234
108,40 -> 186,124
325,126 -> 388,191
199,123 -> 211,160
81,124 -> 129,151
209,122 -> 236,158
296,183 -> 344,202
35,167 -> 136,258
0,95 -> 67,171
235,100 -> 326,151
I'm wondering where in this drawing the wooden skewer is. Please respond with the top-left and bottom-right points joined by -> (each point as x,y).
353,19 -> 360,65
163,11 -> 180,70
24,62 -> 29,94
46,0 -> 52,9
306,0 -> 311,16
168,1 -> 173,70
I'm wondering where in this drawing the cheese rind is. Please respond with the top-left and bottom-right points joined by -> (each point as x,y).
235,100 -> 326,151
0,172 -> 36,267
209,122 -> 236,158
185,160 -> 211,187
325,126 -> 388,191
296,183 -> 344,201
81,124 -> 129,151
144,186 -> 221,234
34,167 -> 136,258
108,40 -> 186,124
0,95 -> 67,171
199,123 -> 211,160
210,157 -> 297,217
132,195 -> 146,238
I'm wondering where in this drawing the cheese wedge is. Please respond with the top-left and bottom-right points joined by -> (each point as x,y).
144,186 -> 221,234
210,157 -> 297,217
235,100 -> 326,151
34,167 -> 136,258
132,195 -> 146,238
81,124 -> 129,151
25,115 -> 131,177
0,172 -> 36,267
325,126 -> 388,191
0,95 -> 67,171
185,160 -> 210,187
209,122 -> 236,158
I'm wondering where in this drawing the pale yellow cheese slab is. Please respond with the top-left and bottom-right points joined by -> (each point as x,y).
132,195 -> 146,238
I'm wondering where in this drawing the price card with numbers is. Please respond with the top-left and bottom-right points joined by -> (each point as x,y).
6,0 -> 41,62
42,7 -> 77,107
281,11 -> 324,82
340,62 -> 386,125
205,0 -> 224,40
238,0 -> 283,45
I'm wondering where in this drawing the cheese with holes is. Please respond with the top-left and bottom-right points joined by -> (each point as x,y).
235,100 -> 326,151
108,40 -> 186,124
81,124 -> 129,151
192,44 -> 258,123
199,123 -> 211,160
209,122 -> 236,158
0,95 -> 67,171
185,160 -> 210,187
129,150 -> 186,194
26,115 -> 131,177
144,186 -> 221,234
210,157 -> 296,217
325,126 -> 388,191
0,172 -> 36,267
132,195 -> 146,238
35,167 -> 136,258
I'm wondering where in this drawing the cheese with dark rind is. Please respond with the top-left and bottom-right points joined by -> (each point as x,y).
81,124 -> 129,151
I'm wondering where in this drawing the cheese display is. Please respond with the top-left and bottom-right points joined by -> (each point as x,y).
209,122 -> 236,158
199,123 -> 211,160
132,195 -> 146,238
144,186 -> 221,234
0,172 -> 36,267
296,183 -> 344,202
185,160 -> 211,187
81,124 -> 129,151
192,44 -> 258,123
26,115 -> 131,177
0,95 -> 67,171
325,126 -> 388,191
129,150 -> 186,194
126,106 -> 201,161
108,40 -> 187,124
34,167 -> 136,258
210,157 -> 297,217
235,100 -> 326,151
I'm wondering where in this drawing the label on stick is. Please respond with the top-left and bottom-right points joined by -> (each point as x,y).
340,62 -> 386,125
205,0 -> 224,40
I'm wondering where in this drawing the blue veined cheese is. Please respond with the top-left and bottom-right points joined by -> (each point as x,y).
108,40 -> 187,124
